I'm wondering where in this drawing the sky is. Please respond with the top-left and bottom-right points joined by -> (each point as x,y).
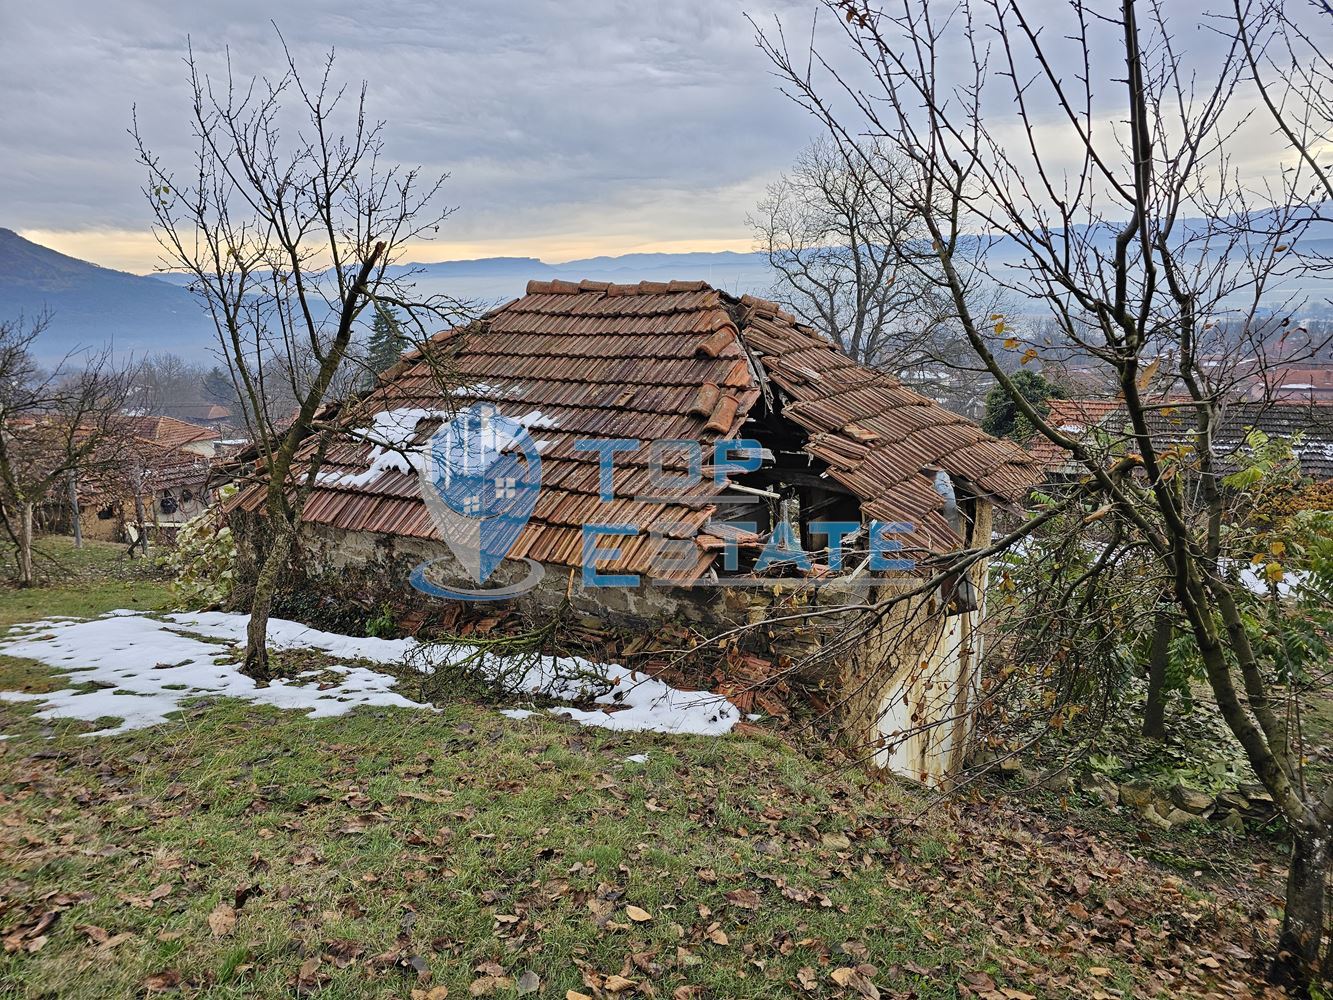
2,1 -> 1327,276
2,0 -> 819,273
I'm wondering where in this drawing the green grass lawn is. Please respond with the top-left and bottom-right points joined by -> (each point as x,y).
0,537 -> 1283,998
0,535 -> 173,630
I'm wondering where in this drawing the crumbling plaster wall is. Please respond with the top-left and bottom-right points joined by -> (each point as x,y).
828,500 -> 994,786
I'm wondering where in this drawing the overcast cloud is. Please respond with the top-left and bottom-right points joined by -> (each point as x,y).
2,0 -> 1325,274
2,0 -> 817,271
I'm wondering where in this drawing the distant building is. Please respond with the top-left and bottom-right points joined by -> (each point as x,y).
1243,367 -> 1333,406
118,414 -> 224,458
1029,397 -> 1333,482
64,418 -> 233,544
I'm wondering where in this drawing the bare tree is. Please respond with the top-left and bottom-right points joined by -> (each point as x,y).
757,0 -> 1333,988
135,34 -> 466,682
0,315 -> 135,586
750,139 -> 949,365
130,352 -> 208,416
752,138 -> 1005,412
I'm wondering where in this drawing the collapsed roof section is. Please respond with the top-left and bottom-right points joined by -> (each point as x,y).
233,279 -> 1040,581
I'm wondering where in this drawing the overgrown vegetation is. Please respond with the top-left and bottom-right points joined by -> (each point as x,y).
160,488 -> 238,610
756,0 -> 1333,982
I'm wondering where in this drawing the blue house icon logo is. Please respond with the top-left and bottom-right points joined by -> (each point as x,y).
412,403 -> 544,600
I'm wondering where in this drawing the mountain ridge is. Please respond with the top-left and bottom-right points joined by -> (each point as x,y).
0,230 -> 782,361
0,228 -> 218,362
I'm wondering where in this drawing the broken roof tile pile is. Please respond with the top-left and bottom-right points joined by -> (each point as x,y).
235,280 -> 1040,581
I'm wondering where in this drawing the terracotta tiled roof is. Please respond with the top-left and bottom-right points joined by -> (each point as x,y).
119,415 -> 217,451
160,403 -> 234,422
73,437 -> 213,504
1029,397 -> 1333,479
1245,367 -> 1333,404
1028,399 -> 1126,469
234,280 -> 1041,580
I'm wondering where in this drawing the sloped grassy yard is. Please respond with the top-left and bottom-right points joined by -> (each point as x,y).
0,540 -> 1283,998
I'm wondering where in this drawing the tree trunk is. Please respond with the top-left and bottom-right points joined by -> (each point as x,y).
16,502 -> 34,588
1142,611 -> 1172,739
242,522 -> 295,684
1272,831 -> 1330,994
133,493 -> 149,559
68,472 -> 82,549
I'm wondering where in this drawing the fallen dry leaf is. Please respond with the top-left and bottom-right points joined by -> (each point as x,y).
963,970 -> 997,991
143,969 -> 182,992
293,956 -> 327,993
830,966 -> 880,999
624,905 -> 652,923
724,888 -> 761,910
207,902 -> 237,937
469,975 -> 513,996
76,924 -> 110,945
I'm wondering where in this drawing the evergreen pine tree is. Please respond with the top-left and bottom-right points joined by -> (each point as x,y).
365,304 -> 407,386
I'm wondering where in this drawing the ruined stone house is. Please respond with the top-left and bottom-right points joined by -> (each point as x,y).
231,279 -> 1040,782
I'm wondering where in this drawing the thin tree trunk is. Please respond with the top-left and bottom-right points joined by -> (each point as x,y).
1272,831 -> 1330,994
242,522 -> 295,684
133,493 -> 149,559
68,472 -> 82,549
1142,611 -> 1172,739
16,502 -> 34,588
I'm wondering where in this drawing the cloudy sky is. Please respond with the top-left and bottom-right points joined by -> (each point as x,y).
3,1 -> 1326,275
3,0 -> 821,273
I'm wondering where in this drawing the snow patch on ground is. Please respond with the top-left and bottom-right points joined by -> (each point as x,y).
1236,565 -> 1310,598
0,612 -> 427,736
0,611 -> 739,739
482,652 -> 739,736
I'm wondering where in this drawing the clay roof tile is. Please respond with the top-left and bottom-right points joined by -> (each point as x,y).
249,276 -> 1041,579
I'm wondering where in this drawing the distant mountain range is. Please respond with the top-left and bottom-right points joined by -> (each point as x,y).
0,228 -> 779,364
0,228 -> 220,363
6,223 -> 1328,366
